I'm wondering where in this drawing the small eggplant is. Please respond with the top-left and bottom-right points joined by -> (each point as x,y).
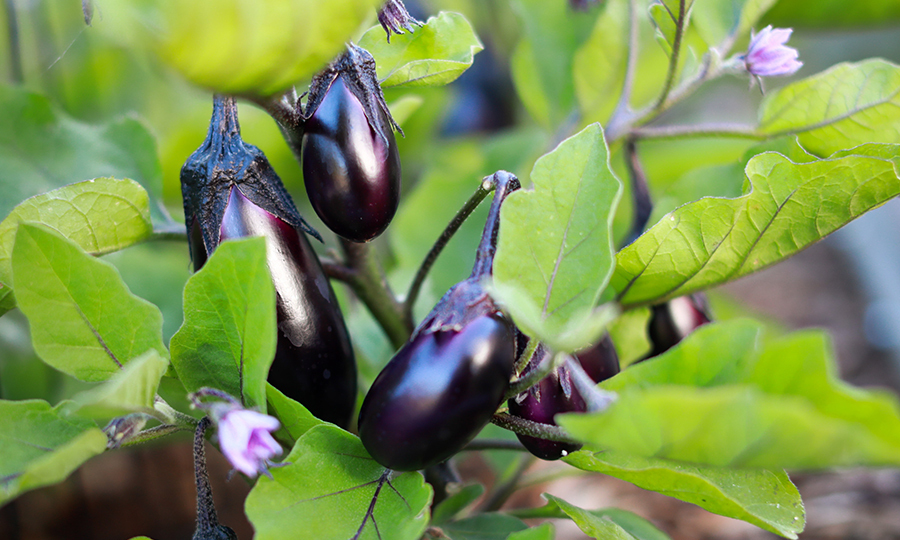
181,96 -> 357,428
358,171 -> 520,471
300,45 -> 401,243
646,293 -> 712,359
508,335 -> 620,460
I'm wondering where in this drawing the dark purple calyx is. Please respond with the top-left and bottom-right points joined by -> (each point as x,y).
358,171 -> 521,470
646,293 -> 712,358
377,0 -> 423,42
299,44 -> 402,242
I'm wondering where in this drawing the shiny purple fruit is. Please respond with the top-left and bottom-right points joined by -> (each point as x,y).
647,294 -> 712,358
302,74 -> 401,242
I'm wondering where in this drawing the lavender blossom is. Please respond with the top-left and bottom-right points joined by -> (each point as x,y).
744,26 -> 803,77
215,407 -> 283,478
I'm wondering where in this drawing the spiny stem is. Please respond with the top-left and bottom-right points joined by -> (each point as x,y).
339,239 -> 412,349
491,413 -> 580,444
120,423 -> 192,448
193,417 -> 218,534
461,439 -> 528,452
404,179 -> 493,318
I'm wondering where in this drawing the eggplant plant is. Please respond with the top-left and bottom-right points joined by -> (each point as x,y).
1,1 -> 900,539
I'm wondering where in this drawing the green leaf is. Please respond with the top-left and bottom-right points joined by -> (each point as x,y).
510,0 -> 596,127
265,383 -> 323,447
431,483 -> 485,526
170,238 -> 276,410
563,450 -> 804,539
758,60 -> 900,157
559,320 -> 900,469
0,177 -> 153,314
691,0 -> 777,48
493,123 -> 623,352
68,350 -> 169,419
441,513 -> 528,540
0,400 -> 108,505
542,495 -> 646,540
11,224 -> 167,382
0,85 -> 164,223
607,307 -> 651,368
245,425 -> 432,540
765,0 -> 900,28
506,524 -> 555,540
359,12 -> 483,88
511,499 -> 671,540
108,0 -> 382,96
612,146 -> 900,308
572,0 -> 627,125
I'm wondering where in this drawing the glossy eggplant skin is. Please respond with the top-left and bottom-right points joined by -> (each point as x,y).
358,313 -> 516,471
212,187 -> 357,427
509,336 -> 620,460
302,74 -> 401,243
181,96 -> 356,428
646,294 -> 712,358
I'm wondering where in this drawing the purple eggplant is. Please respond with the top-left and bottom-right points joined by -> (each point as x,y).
646,293 -> 712,359
358,171 -> 520,471
180,96 -> 356,428
300,45 -> 401,243
508,335 -> 620,460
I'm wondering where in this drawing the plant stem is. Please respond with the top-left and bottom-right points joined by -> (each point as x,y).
120,424 -> 192,447
622,138 -> 652,247
339,239 -> 412,349
514,337 -> 540,375
506,349 -> 564,399
477,453 -> 534,512
631,122 -> 764,140
404,179 -> 493,319
192,417 -> 236,539
564,355 -> 617,412
605,0 -> 641,140
461,439 -> 527,452
491,413 -> 580,444
4,0 -> 22,84
152,226 -> 188,242
652,0 -> 687,115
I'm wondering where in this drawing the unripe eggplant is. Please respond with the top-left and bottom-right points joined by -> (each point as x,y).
358,171 -> 520,471
300,45 -> 401,243
508,335 -> 620,460
646,293 -> 712,358
181,96 -> 357,428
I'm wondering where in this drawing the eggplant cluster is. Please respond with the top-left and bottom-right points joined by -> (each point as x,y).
180,96 -> 357,428
508,335 -> 620,460
289,44 -> 402,243
358,171 -> 521,471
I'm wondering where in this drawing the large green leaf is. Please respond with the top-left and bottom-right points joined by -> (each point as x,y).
510,0 -> 597,127
612,145 -> 900,308
543,495 -> 654,540
493,123 -> 623,352
170,238 -> 276,410
245,425 -> 432,540
559,320 -> 900,469
572,0 -> 628,125
0,400 -> 108,505
440,513 -> 528,540
108,0 -> 381,96
11,224 -> 167,382
0,85 -> 163,222
68,350 -> 169,419
265,383 -> 323,447
765,0 -> 900,28
758,60 -> 900,157
0,178 -> 153,315
563,451 -> 804,539
506,524 -> 555,540
359,12 -> 483,88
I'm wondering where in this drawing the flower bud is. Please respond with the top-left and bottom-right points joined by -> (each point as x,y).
181,96 -> 357,428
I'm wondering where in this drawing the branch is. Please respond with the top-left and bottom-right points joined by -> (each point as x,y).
491,413 -> 580,445
631,122 -> 764,140
605,0 -> 641,140
652,0 -> 687,114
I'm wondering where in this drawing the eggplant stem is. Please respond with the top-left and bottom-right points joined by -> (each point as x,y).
505,349 -> 564,399
490,413 -> 580,444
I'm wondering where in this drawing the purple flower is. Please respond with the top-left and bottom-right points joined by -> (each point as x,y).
744,26 -> 802,77
215,407 -> 283,478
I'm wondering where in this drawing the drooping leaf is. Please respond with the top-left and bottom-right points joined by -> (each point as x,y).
359,12 -> 483,88
543,495 -> 651,540
691,0 -> 778,48
493,123 -> 623,352
245,425 -> 432,540
170,238 -> 276,410
612,146 -> 900,308
511,498 -> 671,540
266,383 -> 323,447
506,524 -> 555,540
559,320 -> 900,469
563,450 -> 804,539
431,483 -> 485,526
0,85 -> 164,222
105,0 -> 382,96
0,400 -> 108,505
510,0 -> 597,127
440,513 -> 528,540
68,350 -> 169,419
0,177 -> 153,315
11,224 -> 167,382
758,60 -> 900,157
